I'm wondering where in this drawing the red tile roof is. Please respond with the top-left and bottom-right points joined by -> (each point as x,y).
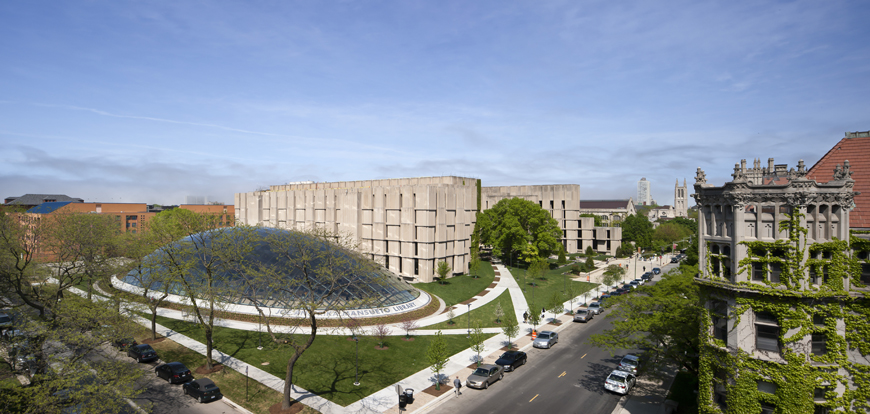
807,135 -> 870,229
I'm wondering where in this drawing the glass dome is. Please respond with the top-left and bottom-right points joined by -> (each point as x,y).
122,227 -> 419,310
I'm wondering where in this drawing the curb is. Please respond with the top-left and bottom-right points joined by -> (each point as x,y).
223,396 -> 257,414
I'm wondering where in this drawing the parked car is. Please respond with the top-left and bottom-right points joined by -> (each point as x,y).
155,362 -> 193,384
599,294 -> 611,303
127,344 -> 158,363
617,354 -> 641,375
465,364 -> 504,389
183,378 -> 223,403
495,350 -> 527,372
587,302 -> 602,315
670,257 -> 679,263
112,337 -> 137,351
629,280 -> 641,289
641,272 -> 652,281
0,312 -> 12,331
574,309 -> 593,322
604,370 -> 637,395
614,288 -> 628,296
533,331 -> 559,348
634,278 -> 645,285
652,267 -> 661,275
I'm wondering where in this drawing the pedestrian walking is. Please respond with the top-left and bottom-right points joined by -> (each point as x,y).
522,311 -> 528,323
453,376 -> 462,396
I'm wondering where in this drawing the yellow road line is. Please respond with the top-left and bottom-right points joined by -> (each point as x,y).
558,371 -> 566,378
581,353 -> 587,359
530,394 -> 539,402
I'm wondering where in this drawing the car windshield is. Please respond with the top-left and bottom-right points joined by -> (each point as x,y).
622,359 -> 638,367
472,368 -> 490,376
140,345 -> 154,352
537,333 -> 550,339
589,304 -> 599,308
500,352 -> 517,360
607,373 -> 627,383
0,316 -> 11,323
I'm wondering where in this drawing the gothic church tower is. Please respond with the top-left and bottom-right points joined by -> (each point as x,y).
674,179 -> 688,218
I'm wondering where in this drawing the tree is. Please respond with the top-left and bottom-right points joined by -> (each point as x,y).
585,256 -> 595,272
557,248 -> 567,265
580,213 -> 602,227
148,211 -> 234,371
585,245 -> 595,256
493,302 -> 504,324
501,317 -> 519,349
570,263 -> 581,275
622,214 -> 654,250
564,280 -> 580,311
602,264 -> 625,287
469,323 -> 486,366
447,307 -> 456,325
0,210 -> 147,413
652,222 -> 691,247
589,264 -> 701,376
670,217 -> 698,235
477,198 -> 562,263
528,307 -> 541,331
547,292 -> 564,322
436,260 -> 451,285
372,323 -> 391,348
427,331 -> 449,390
469,257 -> 481,279
238,227 -> 391,410
527,259 -> 549,283
117,230 -> 175,340
400,315 -> 418,339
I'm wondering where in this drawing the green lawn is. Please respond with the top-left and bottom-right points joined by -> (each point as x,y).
508,263 -> 598,311
414,262 -> 495,307
421,290 -> 517,330
150,315 -> 494,406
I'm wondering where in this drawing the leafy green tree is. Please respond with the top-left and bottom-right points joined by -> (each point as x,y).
652,222 -> 692,248
547,292 -> 564,322
436,260 -> 451,285
580,213 -> 602,227
585,256 -> 595,272
570,263 -> 581,275
602,264 -> 625,287
585,245 -> 595,256
469,323 -> 486,366
528,306 -> 541,331
501,317 -> 519,349
557,248 -> 567,264
469,257 -> 481,279
447,307 -> 456,325
564,279 -> 580,310
427,331 -> 449,390
477,197 -> 562,263
118,230 -> 175,340
622,214 -> 654,249
589,264 -> 701,376
527,259 -> 549,283
670,217 -> 698,235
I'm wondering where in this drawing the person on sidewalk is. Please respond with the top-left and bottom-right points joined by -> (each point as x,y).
453,376 -> 462,396
522,311 -> 528,323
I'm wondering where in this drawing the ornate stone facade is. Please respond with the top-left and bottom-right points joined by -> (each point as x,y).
693,158 -> 870,414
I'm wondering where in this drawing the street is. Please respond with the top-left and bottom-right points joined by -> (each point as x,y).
431,259 -> 677,414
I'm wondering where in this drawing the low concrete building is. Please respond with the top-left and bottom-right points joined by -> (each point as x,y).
235,176 -> 477,283
579,198 -> 636,225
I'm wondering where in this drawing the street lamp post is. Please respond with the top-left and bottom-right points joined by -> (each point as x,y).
467,303 -> 471,338
353,336 -> 360,386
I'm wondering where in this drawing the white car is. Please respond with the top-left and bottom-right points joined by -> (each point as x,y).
605,370 -> 636,395
587,302 -> 602,315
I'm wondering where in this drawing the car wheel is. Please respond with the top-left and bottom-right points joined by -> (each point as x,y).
183,388 -> 188,396
200,395 -> 205,403
499,373 -> 504,380
522,358 -> 526,365
483,381 -> 488,389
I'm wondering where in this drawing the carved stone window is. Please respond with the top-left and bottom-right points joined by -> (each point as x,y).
712,300 -> 728,346
769,262 -> 782,283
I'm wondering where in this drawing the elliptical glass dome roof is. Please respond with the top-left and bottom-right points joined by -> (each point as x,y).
121,227 -> 419,310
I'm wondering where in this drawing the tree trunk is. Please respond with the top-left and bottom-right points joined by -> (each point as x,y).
205,328 -> 214,369
150,308 -> 158,340
282,313 -> 318,409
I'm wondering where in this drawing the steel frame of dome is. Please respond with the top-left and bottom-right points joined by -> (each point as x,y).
114,227 -> 430,319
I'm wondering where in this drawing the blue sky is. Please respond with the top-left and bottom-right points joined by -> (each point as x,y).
1,1 -> 868,205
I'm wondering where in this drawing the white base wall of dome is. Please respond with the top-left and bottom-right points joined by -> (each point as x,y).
112,276 -> 431,320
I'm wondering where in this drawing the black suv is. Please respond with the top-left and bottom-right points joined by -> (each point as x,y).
155,362 -> 193,384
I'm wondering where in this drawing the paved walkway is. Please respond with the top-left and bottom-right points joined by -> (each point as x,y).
87,255 -> 676,414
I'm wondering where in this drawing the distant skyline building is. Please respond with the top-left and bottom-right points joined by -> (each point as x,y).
185,195 -> 206,205
637,178 -> 652,205
674,179 -> 688,218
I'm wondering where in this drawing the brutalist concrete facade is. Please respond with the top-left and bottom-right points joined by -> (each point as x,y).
235,176 -> 477,283
693,159 -> 870,414
481,185 -> 622,255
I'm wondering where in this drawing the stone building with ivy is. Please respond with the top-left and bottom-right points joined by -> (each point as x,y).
693,157 -> 870,414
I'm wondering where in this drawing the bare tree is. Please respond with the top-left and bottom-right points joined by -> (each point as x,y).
372,323 -> 392,348
400,315 -> 418,339
240,226 -> 396,410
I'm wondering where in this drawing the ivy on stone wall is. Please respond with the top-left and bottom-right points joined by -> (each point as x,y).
698,207 -> 870,414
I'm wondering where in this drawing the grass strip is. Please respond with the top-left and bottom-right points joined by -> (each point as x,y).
414,262 -> 495,307
421,290 -> 517,330
145,315 -> 494,407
